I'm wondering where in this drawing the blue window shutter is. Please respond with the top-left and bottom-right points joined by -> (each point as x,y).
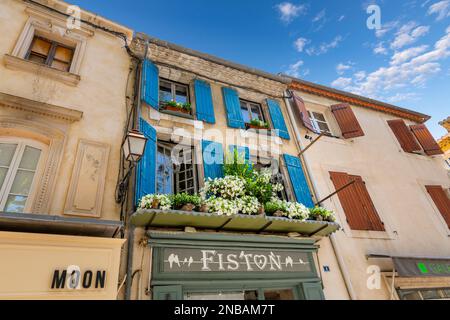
141,59 -> 159,110
283,154 -> 314,207
267,99 -> 290,140
194,80 -> 215,124
222,87 -> 245,129
202,140 -> 224,180
135,118 -> 157,206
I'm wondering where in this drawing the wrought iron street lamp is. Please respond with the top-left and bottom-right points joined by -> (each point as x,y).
122,129 -> 147,163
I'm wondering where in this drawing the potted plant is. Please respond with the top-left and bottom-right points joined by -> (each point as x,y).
246,119 -> 270,130
308,206 -> 336,222
264,201 -> 286,218
163,101 -> 192,114
171,193 -> 201,211
139,194 -> 172,210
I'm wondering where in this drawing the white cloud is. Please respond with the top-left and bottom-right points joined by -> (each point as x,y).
338,15 -> 345,22
376,21 -> 399,38
306,35 -> 343,55
276,2 -> 307,23
354,71 -> 367,81
387,92 -> 420,103
286,60 -> 307,78
336,63 -> 353,75
391,22 -> 430,49
331,77 -> 353,88
428,0 -> 450,21
313,9 -> 326,22
390,45 -> 429,65
330,26 -> 450,102
294,37 -> 308,52
374,42 -> 388,55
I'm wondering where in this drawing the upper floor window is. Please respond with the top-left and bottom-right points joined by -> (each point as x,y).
0,139 -> 45,213
156,142 -> 198,195
252,156 -> 288,201
159,79 -> 191,115
240,100 -> 265,124
25,36 -> 75,72
308,111 -> 331,135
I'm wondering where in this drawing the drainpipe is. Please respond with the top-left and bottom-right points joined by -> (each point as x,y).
283,90 -> 357,300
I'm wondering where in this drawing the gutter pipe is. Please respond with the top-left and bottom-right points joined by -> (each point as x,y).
283,90 -> 357,300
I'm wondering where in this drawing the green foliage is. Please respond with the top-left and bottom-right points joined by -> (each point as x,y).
309,206 -> 336,222
171,193 -> 201,209
249,118 -> 269,128
163,101 -> 192,112
264,201 -> 285,215
223,148 -> 253,179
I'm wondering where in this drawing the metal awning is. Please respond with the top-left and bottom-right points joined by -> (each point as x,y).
130,209 -> 340,237
367,254 -> 450,277
0,211 -> 123,238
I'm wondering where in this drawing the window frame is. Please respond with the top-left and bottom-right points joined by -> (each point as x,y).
250,155 -> 290,201
159,78 -> 191,110
0,137 -> 47,213
239,99 -> 266,125
308,111 -> 331,135
156,141 -> 198,195
25,35 -> 75,72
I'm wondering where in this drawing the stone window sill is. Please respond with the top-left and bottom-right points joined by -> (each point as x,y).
3,54 -> 80,86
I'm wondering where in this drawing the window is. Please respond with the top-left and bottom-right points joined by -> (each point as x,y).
445,158 -> 450,169
240,100 -> 265,124
308,111 -> 331,135
252,156 -> 288,201
25,36 -> 75,72
156,142 -> 197,195
397,288 -> 450,300
425,185 -> 450,229
329,171 -> 385,231
159,79 -> 190,106
0,139 -> 45,213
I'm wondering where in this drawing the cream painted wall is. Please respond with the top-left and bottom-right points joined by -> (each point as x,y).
292,89 -> 450,300
0,0 -> 132,221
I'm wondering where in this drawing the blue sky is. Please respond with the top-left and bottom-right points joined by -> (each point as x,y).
70,0 -> 450,138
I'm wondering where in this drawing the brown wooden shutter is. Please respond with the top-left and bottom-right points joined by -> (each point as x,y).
330,172 -> 385,231
425,185 -> 450,228
331,103 -> 365,139
350,175 -> 385,231
387,119 -> 422,153
290,91 -> 317,133
329,172 -> 369,230
410,124 -> 443,156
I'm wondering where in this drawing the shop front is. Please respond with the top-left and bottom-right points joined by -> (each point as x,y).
148,231 -> 326,300
0,223 -> 124,299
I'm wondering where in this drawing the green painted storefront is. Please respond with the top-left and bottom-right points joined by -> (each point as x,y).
148,231 -> 326,300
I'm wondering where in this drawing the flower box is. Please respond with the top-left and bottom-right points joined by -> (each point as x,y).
245,123 -> 269,130
163,105 -> 190,114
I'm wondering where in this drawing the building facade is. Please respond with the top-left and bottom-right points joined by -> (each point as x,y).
438,117 -> 450,170
0,0 -> 132,299
287,78 -> 450,300
123,34 -> 345,301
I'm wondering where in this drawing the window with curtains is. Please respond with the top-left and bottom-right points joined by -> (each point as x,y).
0,139 -> 46,213
25,36 -> 75,72
307,111 -> 331,135
239,100 -> 265,124
156,142 -> 198,195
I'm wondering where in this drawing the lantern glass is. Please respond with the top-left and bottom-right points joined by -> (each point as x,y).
123,130 -> 147,162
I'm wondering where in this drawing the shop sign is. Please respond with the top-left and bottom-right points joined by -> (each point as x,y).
394,258 -> 450,277
162,248 -> 311,273
51,265 -> 106,290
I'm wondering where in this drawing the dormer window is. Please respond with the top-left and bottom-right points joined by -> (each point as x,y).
25,36 -> 75,72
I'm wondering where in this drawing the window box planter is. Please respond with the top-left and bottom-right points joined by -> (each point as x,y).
130,208 -> 340,237
162,105 -> 191,115
245,123 -> 269,130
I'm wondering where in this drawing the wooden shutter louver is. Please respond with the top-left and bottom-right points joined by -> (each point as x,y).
290,91 -> 317,133
331,103 -> 365,139
387,119 -> 422,153
426,185 -> 450,228
410,124 -> 443,156
329,172 -> 384,231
